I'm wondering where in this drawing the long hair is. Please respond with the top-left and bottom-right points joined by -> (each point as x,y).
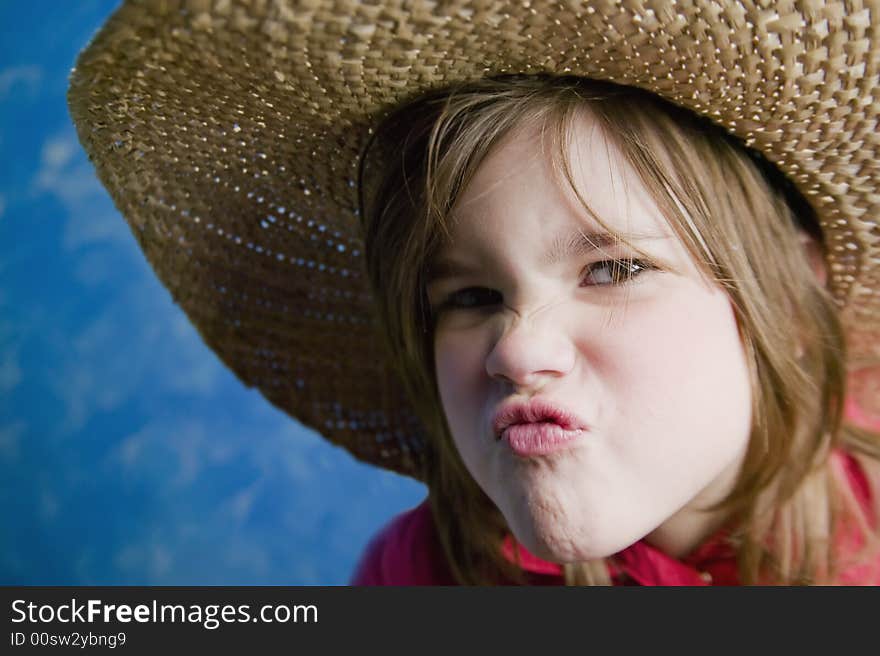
359,76 -> 880,585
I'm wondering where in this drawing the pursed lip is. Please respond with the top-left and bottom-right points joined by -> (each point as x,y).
491,397 -> 590,439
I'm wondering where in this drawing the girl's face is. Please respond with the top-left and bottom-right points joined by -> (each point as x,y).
427,113 -> 753,562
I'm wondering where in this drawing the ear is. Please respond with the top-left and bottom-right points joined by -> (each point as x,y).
799,230 -> 827,288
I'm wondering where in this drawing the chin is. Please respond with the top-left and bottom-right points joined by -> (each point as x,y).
506,506 -> 632,564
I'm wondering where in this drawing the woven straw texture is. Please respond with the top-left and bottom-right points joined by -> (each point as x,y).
68,0 -> 880,479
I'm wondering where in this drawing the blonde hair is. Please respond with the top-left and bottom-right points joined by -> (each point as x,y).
359,76 -> 880,585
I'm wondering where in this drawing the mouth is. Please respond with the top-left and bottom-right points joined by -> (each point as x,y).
492,398 -> 589,457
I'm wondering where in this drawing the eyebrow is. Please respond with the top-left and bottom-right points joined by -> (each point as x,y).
426,227 -> 665,285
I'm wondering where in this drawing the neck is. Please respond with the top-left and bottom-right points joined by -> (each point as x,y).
643,450 -> 745,558
643,505 -> 730,558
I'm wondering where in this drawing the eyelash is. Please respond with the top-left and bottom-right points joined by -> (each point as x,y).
432,258 -> 656,313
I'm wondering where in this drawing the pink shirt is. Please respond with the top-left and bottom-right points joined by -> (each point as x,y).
353,383 -> 880,585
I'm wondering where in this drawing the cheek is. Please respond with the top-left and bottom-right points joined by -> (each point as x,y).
612,283 -> 741,376
434,332 -> 487,437
601,286 -> 752,457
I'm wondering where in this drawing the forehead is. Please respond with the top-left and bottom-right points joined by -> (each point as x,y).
435,111 -> 673,259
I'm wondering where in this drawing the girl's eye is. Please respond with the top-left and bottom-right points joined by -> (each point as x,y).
435,287 -> 502,313
582,258 -> 653,286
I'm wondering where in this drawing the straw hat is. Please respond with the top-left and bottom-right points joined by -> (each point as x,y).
68,0 -> 880,479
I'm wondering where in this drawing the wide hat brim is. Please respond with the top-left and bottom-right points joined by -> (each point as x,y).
68,0 -> 880,479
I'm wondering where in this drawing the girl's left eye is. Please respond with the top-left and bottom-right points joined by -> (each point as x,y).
581,258 -> 653,286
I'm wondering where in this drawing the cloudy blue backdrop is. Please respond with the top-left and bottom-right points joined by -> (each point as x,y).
1,1 -> 425,585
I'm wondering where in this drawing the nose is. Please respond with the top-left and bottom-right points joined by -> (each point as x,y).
484,312 -> 576,389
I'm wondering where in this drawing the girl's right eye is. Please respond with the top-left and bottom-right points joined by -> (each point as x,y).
434,287 -> 502,313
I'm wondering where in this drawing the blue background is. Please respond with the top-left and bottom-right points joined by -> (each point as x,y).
1,1 -> 425,585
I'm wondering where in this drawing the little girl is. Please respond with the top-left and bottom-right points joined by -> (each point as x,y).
353,75 -> 880,585
68,1 -> 880,585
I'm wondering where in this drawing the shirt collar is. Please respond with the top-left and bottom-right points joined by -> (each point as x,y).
502,528 -> 738,585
